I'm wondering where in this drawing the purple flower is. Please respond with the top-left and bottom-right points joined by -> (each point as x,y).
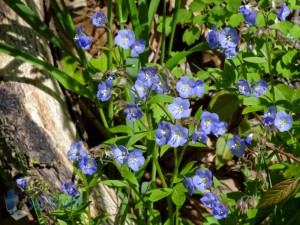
92,12 -> 107,27
16,178 -> 27,189
200,192 -> 218,208
274,111 -> 293,132
183,177 -> 194,196
169,124 -> 189,147
74,26 -> 92,50
124,103 -> 143,122
263,106 -> 277,130
227,135 -> 246,157
79,157 -> 97,175
237,80 -> 251,96
245,133 -> 253,145
194,80 -> 205,97
200,111 -> 219,134
133,79 -> 149,100
212,202 -> 228,220
114,29 -> 135,49
131,39 -> 146,57
176,76 -> 195,98
212,121 -> 228,137
152,76 -> 169,94
137,67 -> 158,88
62,182 -> 79,197
192,169 -> 212,192
155,121 -> 173,146
191,130 -> 208,144
127,149 -> 145,171
277,3 -> 291,21
168,97 -> 190,119
253,80 -> 268,98
222,47 -> 238,59
239,5 -> 257,25
97,80 -> 113,101
219,28 -> 240,49
112,145 -> 128,165
206,25 -> 219,49
67,141 -> 87,162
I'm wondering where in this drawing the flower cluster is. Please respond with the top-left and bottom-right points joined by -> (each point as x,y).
237,79 -> 268,98
200,111 -> 227,137
155,122 -> 188,147
183,169 -> 228,220
67,141 -> 97,175
74,26 -> 92,50
263,106 -> 293,132
112,145 -> 145,171
114,29 -> 146,57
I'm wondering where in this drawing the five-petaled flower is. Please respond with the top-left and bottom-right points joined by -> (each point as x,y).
131,39 -> 146,57
253,80 -> 268,98
206,25 -> 219,49
127,149 -> 145,171
274,111 -> 293,132
92,12 -> 107,27
74,26 -> 92,49
62,182 -> 79,198
112,145 -> 129,165
192,169 -> 213,192
67,141 -> 87,163
155,121 -> 173,146
237,80 -> 251,97
227,135 -> 246,157
239,5 -> 257,25
277,3 -> 291,21
168,97 -> 190,119
124,103 -> 143,122
114,29 -> 135,49
97,80 -> 113,101
79,157 -> 98,175
219,28 -> 240,49
169,124 -> 189,147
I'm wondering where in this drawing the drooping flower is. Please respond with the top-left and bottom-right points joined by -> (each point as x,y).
127,149 -> 145,171
212,121 -> 228,137
219,28 -> 240,49
274,111 -> 293,132
92,12 -> 107,27
227,135 -> 246,157
253,80 -> 268,98
183,177 -> 195,196
239,5 -> 257,25
191,130 -> 208,144
245,133 -> 254,145
124,103 -> 143,122
97,80 -> 113,101
237,80 -> 251,97
212,202 -> 228,220
62,182 -> 79,197
155,121 -> 173,146
152,76 -> 169,94
263,106 -> 277,130
67,141 -> 87,162
168,97 -> 190,119
200,111 -> 219,134
16,178 -> 27,189
137,67 -> 158,88
130,39 -> 146,57
222,47 -> 238,59
192,169 -> 213,192
74,26 -> 92,49
133,79 -> 150,100
169,124 -> 189,147
114,29 -> 135,49
79,157 -> 98,175
200,192 -> 218,208
277,3 -> 291,21
206,25 -> 219,49
194,80 -> 205,97
176,76 -> 195,98
112,145 -> 128,165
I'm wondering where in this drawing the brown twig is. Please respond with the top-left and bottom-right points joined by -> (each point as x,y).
266,143 -> 300,163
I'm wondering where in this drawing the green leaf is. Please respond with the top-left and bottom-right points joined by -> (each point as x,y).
127,131 -> 151,148
189,0 -> 206,12
176,9 -> 192,24
109,125 -> 133,135
57,219 -> 68,225
100,180 -> 129,188
148,94 -> 174,104
182,27 -> 200,46
192,14 -> 206,27
50,210 -> 66,217
72,201 -> 92,215
157,16 -> 172,34
283,162 -> 300,179
172,189 -> 186,207
215,134 -> 234,170
274,83 -> 293,102
148,188 -> 173,202
102,136 -> 130,145
61,53 -> 78,75
91,213 -> 110,225
125,57 -> 140,79
180,161 -> 197,175
273,21 -> 294,35
242,105 -> 265,114
269,163 -> 288,170
229,13 -> 244,27
243,57 -> 267,64
292,87 -> 300,112
290,25 -> 300,40
90,54 -> 108,72
121,170 -> 139,188
282,49 -> 298,66
257,179 -> 300,208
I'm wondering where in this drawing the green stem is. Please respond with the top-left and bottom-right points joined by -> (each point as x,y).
116,1 -> 126,63
175,206 -> 179,225
98,104 -> 110,130
160,0 -> 167,65
264,36 -> 274,102
170,145 -> 187,188
107,0 -> 113,70
167,0 -> 181,58
83,174 -> 92,224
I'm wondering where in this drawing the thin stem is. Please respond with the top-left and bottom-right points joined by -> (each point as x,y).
175,206 -> 179,225
98,104 -> 110,130
170,145 -> 187,188
167,0 -> 181,58
107,0 -> 113,70
160,0 -> 167,65
116,1 -> 126,63
264,36 -> 275,102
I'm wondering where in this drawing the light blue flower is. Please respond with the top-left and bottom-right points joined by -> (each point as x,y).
97,80 -> 113,101
237,80 -> 251,96
92,12 -> 107,27
131,39 -> 146,57
155,121 -> 173,146
277,3 -> 291,21
219,28 -> 240,49
133,79 -> 149,100
127,149 -> 145,171
191,130 -> 208,144
62,182 -> 79,197
74,26 -> 92,49
200,192 -> 218,208
168,97 -> 190,119
124,103 -> 143,122
239,5 -> 257,25
206,25 -> 219,49
67,141 -> 87,162
263,106 -> 277,130
16,178 -> 27,189
183,177 -> 194,196
212,121 -> 228,137
194,80 -> 205,97
176,76 -> 195,98
222,47 -> 238,59
253,80 -> 268,98
114,29 -> 135,49
192,169 -> 212,192
274,111 -> 293,132
212,202 -> 228,220
152,76 -> 169,94
169,125 -> 188,147
112,145 -> 128,165
227,135 -> 246,157
79,157 -> 97,175
201,111 -> 219,135
137,67 -> 158,88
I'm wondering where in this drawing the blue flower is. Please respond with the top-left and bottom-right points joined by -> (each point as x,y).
74,26 -> 92,49
67,141 -> 87,162
92,12 -> 107,27
212,121 -> 228,137
191,130 -> 208,144
112,145 -> 128,165
176,76 -> 195,98
155,121 -> 173,146
114,29 -> 135,49
277,3 -> 291,21
79,157 -> 97,175
127,149 -> 145,171
97,80 -> 113,101
239,5 -> 257,25
263,106 -> 277,130
152,76 -> 169,94
192,169 -> 212,192
222,47 -> 238,59
169,125 -> 189,147
124,103 -> 143,122
227,135 -> 246,157
253,80 -> 268,98
183,177 -> 194,196
200,111 -> 219,135
168,97 -> 190,119
133,79 -> 149,100
237,80 -> 251,96
137,67 -> 158,88
212,202 -> 228,220
200,192 -> 218,208
194,80 -> 205,97
274,111 -> 293,132
245,133 -> 253,145
62,182 -> 79,197
16,178 -> 27,189
219,28 -> 240,49
131,39 -> 146,57
206,25 -> 219,49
